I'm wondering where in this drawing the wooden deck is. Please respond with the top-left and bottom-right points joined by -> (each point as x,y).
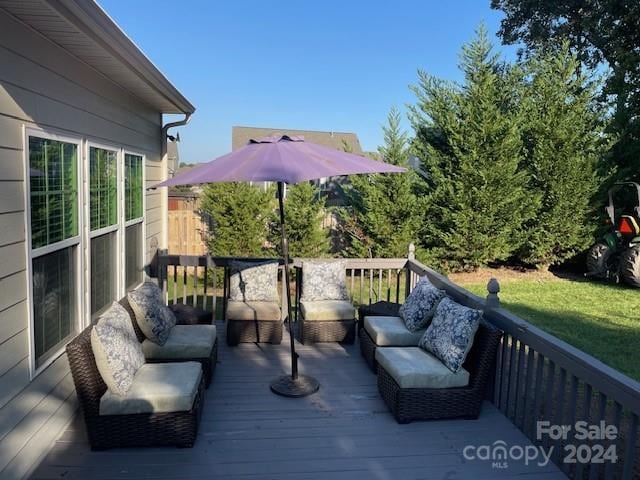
31,323 -> 566,479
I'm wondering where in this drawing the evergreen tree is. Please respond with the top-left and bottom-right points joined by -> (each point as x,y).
344,107 -> 421,258
272,182 -> 330,258
409,27 -> 538,271
200,182 -> 275,257
518,45 -> 609,266
492,0 -> 640,182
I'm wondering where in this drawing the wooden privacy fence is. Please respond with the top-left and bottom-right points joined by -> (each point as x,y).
167,208 -> 208,256
157,245 -> 640,479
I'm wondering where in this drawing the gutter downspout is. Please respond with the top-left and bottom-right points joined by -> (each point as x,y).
160,113 -> 192,252
162,112 -> 192,175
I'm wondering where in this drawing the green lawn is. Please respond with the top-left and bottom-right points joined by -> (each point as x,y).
459,277 -> 640,381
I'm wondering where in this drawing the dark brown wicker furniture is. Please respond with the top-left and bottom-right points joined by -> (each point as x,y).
377,321 -> 503,423
357,301 -> 401,333
120,298 -> 217,388
223,260 -> 284,346
169,303 -> 213,325
66,325 -> 204,450
358,302 -> 402,372
299,318 -> 356,344
359,326 -> 379,373
293,264 -> 356,345
226,318 -> 283,345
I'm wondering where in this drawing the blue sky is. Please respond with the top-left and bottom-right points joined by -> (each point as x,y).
100,0 -> 516,163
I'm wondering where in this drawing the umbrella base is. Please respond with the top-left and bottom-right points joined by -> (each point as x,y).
270,374 -> 320,398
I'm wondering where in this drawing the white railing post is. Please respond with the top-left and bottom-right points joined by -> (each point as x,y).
407,242 -> 415,260
486,277 -> 500,309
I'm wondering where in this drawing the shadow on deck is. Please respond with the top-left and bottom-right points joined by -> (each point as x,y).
31,322 -> 566,479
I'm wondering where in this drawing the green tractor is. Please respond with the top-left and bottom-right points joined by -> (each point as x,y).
587,182 -> 640,287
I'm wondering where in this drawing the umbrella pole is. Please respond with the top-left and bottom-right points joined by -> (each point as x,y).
270,182 -> 320,398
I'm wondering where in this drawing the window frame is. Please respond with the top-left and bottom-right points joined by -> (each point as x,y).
23,127 -> 85,379
122,150 -> 145,291
85,140 -> 122,319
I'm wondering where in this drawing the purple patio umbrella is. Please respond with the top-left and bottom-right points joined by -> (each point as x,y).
154,135 -> 405,397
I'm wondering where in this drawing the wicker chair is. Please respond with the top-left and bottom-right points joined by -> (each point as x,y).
299,309 -> 356,344
357,301 -> 401,334
296,264 -> 356,345
377,321 -> 503,423
358,302 -> 402,372
66,326 -> 204,450
120,298 -> 217,388
226,316 -> 283,346
223,261 -> 284,346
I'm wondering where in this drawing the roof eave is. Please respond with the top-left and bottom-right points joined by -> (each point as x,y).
45,0 -> 195,114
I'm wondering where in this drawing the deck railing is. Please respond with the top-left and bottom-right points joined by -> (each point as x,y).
406,253 -> 640,480
157,246 -> 640,479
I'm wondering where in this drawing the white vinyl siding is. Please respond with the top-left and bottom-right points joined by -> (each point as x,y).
0,9 -> 166,479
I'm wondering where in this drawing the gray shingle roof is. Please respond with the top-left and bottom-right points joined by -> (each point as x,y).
232,126 -> 363,154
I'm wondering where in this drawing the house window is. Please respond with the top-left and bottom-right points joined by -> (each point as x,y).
89,146 -> 118,230
89,146 -> 119,315
27,135 -> 80,369
125,223 -> 143,289
125,153 -> 143,221
124,153 -> 144,289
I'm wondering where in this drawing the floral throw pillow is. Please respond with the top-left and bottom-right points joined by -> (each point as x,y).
398,277 -> 446,332
91,302 -> 145,396
301,260 -> 348,301
135,281 -> 163,302
128,287 -> 176,345
419,297 -> 482,373
229,261 -> 279,302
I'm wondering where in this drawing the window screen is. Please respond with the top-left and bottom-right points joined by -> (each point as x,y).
125,223 -> 143,289
91,231 -> 117,316
32,247 -> 76,367
125,153 -> 143,221
89,147 -> 118,231
29,137 -> 78,249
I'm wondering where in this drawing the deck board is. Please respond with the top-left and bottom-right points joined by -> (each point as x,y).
31,323 -> 566,479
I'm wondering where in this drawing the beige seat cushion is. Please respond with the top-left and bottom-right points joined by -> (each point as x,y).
142,325 -> 216,359
226,301 -> 281,321
99,362 -> 202,415
363,316 -> 425,346
376,347 -> 470,389
300,300 -> 355,321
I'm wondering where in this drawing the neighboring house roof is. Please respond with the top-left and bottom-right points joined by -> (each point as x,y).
0,0 -> 194,114
175,164 -> 196,176
232,126 -> 364,154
